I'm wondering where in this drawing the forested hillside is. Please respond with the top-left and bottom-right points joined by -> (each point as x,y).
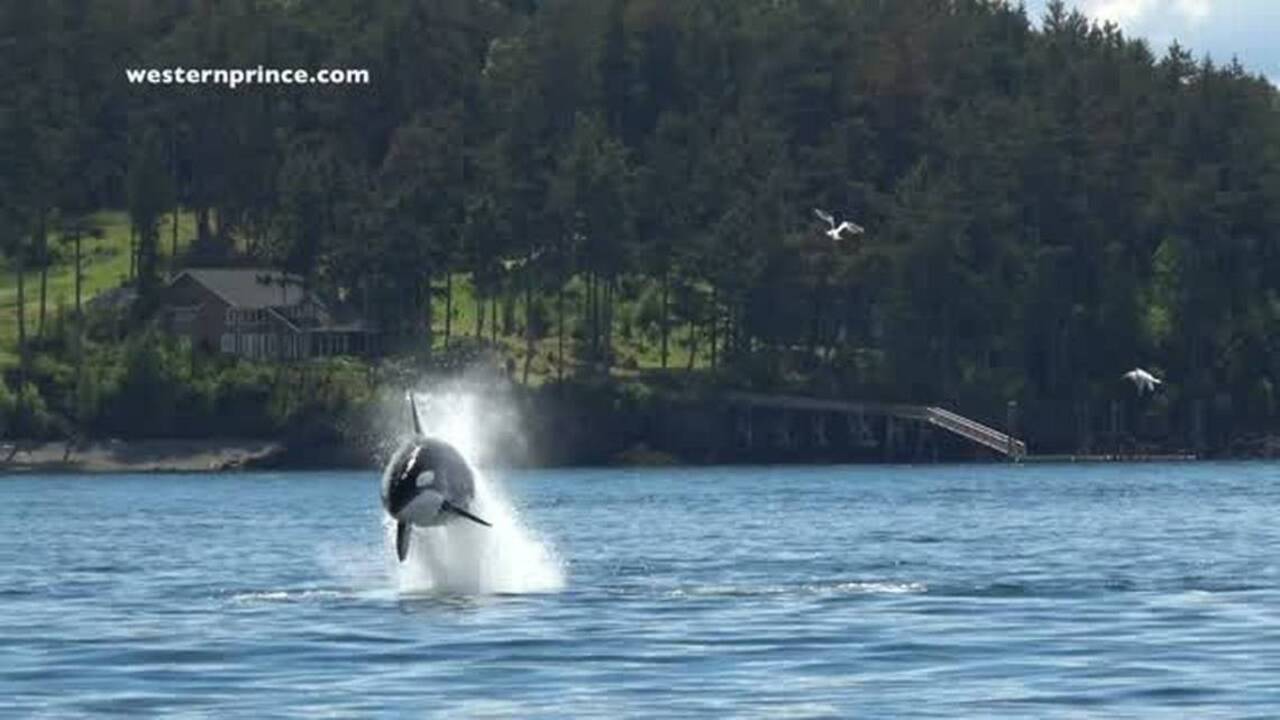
2,0 -> 1279,454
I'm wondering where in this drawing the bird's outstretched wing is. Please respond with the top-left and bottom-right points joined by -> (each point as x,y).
1122,369 -> 1163,394
836,221 -> 865,237
813,208 -> 835,227
500,248 -> 545,272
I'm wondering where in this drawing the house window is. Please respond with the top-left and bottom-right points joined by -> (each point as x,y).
171,307 -> 198,329
221,334 -> 234,353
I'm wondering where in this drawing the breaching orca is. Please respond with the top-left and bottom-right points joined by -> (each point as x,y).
381,393 -> 492,562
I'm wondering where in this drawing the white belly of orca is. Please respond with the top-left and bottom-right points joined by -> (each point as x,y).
397,488 -> 446,528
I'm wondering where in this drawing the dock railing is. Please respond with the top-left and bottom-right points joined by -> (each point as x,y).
727,392 -> 1027,460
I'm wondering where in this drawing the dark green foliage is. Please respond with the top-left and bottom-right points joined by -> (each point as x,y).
0,379 -> 60,439
4,0 -> 1280,454
4,338 -> 377,441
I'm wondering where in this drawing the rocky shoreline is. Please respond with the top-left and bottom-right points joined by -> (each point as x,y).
2,434 -> 1277,475
0,439 -> 290,474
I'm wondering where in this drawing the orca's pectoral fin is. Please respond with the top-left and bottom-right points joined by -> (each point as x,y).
396,520 -> 412,562
442,501 -> 493,528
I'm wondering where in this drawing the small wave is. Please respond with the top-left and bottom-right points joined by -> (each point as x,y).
823,580 -> 927,594
931,577 -> 1270,599
1177,577 -> 1267,594
68,563 -> 132,574
664,580 -> 926,599
229,589 -> 348,604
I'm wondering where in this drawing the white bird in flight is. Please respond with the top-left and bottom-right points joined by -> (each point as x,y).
1123,368 -> 1162,394
499,247 -> 545,272
813,208 -> 865,241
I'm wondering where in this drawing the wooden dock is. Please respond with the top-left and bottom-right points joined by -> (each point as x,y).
726,392 -> 1028,460
1021,453 -> 1198,463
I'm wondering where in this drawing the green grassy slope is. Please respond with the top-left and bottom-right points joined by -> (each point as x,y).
0,210 -> 195,367
1,209 -> 704,377
430,274 -> 708,385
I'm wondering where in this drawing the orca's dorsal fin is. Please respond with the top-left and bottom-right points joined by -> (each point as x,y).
407,392 -> 424,437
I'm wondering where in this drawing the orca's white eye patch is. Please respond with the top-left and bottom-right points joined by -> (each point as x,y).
399,446 -> 422,481
415,470 -> 436,488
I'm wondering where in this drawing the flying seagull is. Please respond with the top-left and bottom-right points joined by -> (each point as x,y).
813,208 -> 865,241
1123,368 -> 1162,394
499,247 -> 545,272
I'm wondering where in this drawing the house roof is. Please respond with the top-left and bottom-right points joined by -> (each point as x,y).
175,268 -> 309,309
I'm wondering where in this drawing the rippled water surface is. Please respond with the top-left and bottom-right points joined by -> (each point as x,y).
4,463 -> 1280,717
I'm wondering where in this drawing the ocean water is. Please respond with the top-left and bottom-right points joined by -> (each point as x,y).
3,463 -> 1280,718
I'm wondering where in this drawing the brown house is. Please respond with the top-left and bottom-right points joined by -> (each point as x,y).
161,268 -> 379,360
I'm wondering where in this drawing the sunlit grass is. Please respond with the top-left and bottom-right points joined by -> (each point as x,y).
1,210 -> 708,378
429,273 -> 710,384
0,210 -> 196,368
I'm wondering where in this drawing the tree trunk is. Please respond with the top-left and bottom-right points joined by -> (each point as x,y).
586,270 -> 596,360
602,276 -> 613,368
74,229 -> 82,316
686,317 -> 698,372
137,221 -> 160,312
660,269 -> 670,369
475,289 -> 485,339
490,285 -> 498,344
578,271 -> 589,360
940,303 -> 953,401
196,206 -> 211,246
129,224 -> 137,280
74,226 -> 86,428
444,272 -> 453,349
37,211 -> 48,340
727,299 -> 739,362
422,272 -> 433,355
171,205 -> 179,271
557,282 -> 566,382
361,275 -> 371,352
709,285 -> 719,369
502,282 -> 514,337
523,270 -> 534,385
74,321 -> 85,427
808,281 -> 822,360
593,271 -> 601,361
16,246 -> 27,376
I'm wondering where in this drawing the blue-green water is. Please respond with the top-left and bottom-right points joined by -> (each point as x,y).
4,463 -> 1280,717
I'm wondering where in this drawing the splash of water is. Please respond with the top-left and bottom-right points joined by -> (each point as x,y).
389,386 -> 564,595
